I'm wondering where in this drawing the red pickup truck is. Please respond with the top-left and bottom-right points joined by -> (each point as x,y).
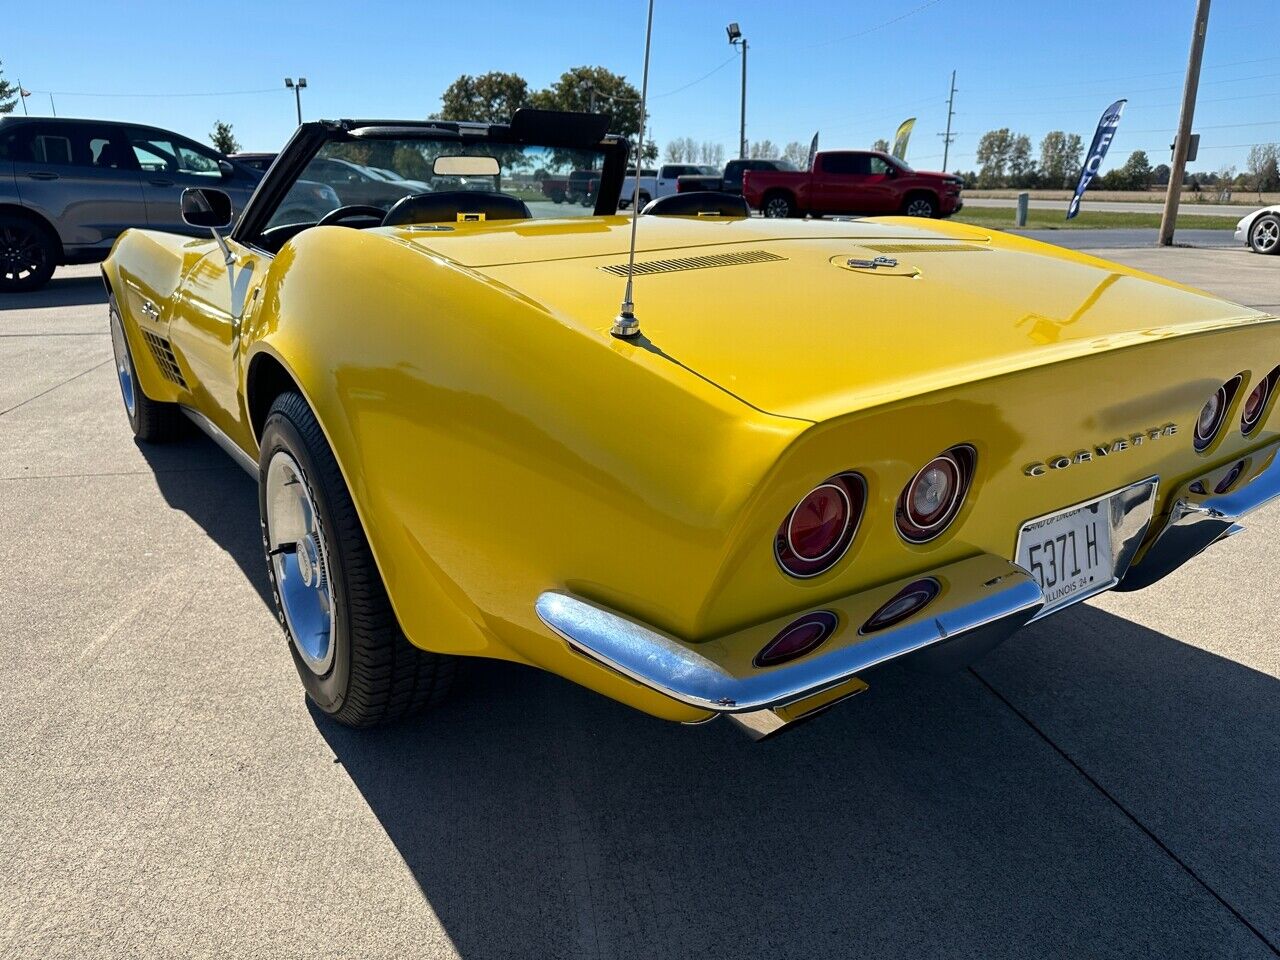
742,150 -> 963,219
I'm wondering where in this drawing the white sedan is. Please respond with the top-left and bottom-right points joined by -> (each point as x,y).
1236,205 -> 1280,254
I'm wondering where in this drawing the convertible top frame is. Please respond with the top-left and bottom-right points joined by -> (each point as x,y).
231,111 -> 630,246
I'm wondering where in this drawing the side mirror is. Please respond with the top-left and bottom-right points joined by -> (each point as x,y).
181,187 -> 233,229
218,159 -> 235,179
884,166 -> 898,178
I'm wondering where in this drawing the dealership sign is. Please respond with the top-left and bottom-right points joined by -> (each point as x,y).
1067,99 -> 1126,220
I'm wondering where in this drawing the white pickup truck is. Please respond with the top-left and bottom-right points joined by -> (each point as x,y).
618,163 -> 719,209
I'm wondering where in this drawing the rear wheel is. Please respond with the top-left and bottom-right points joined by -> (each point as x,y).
904,193 -> 938,218
763,193 -> 795,218
0,213 -> 57,292
259,391 -> 457,727
108,294 -> 184,442
1249,214 -> 1280,255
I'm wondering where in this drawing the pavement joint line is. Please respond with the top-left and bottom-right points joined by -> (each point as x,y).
0,358 -> 111,418
0,332 -> 110,338
968,665 -> 1280,958
0,466 -> 241,481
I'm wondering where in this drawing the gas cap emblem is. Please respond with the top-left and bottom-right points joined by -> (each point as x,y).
831,253 -> 920,277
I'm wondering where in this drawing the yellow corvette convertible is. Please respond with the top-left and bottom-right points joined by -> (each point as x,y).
104,110 -> 1280,739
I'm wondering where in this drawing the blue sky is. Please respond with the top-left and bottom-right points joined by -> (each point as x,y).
7,0 -> 1279,173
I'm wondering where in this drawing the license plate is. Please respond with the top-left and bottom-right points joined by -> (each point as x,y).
1016,498 -> 1116,617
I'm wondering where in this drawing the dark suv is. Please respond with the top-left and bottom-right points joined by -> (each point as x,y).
0,117 -> 264,291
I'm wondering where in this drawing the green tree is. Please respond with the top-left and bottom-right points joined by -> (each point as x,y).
208,120 -> 240,155
782,140 -> 808,167
1008,133 -> 1036,186
1117,150 -> 1153,191
1247,143 -> 1280,195
0,60 -> 18,114
436,71 -> 529,123
871,138 -> 890,153
1152,163 -> 1171,185
1038,131 -> 1083,189
976,128 -> 1016,187
531,66 -> 645,147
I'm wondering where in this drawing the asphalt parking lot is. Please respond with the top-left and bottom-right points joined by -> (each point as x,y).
4,241 -> 1280,959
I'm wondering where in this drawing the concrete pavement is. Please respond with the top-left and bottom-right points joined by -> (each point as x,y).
4,252 -> 1280,959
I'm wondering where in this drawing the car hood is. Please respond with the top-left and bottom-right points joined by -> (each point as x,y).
394,215 -> 1269,422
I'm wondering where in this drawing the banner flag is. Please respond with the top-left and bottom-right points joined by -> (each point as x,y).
1067,99 -> 1126,219
806,131 -> 819,171
892,118 -> 916,161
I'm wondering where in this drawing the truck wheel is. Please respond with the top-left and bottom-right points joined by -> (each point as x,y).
0,213 -> 57,292
1249,214 -> 1280,255
260,391 -> 457,727
108,294 -> 184,442
904,194 -> 938,218
763,193 -> 795,218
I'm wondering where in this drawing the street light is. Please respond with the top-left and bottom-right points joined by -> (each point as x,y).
727,22 -> 747,160
284,77 -> 308,126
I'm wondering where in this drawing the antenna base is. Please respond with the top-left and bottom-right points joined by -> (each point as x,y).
611,310 -> 641,339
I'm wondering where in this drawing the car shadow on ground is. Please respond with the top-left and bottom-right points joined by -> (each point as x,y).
135,432 -> 273,608
0,273 -> 106,311
310,603 -> 1280,960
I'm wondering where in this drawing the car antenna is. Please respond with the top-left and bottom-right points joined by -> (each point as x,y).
610,0 -> 654,340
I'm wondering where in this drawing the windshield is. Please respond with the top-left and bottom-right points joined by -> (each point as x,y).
267,137 -> 610,229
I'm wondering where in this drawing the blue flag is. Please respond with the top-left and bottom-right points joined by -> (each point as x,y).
1067,99 -> 1126,220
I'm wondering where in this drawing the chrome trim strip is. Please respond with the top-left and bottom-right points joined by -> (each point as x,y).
180,406 -> 258,477
1015,476 -> 1159,622
1120,442 -> 1280,592
535,554 -> 1044,714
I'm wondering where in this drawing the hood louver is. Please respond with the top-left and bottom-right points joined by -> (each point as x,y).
600,249 -> 786,277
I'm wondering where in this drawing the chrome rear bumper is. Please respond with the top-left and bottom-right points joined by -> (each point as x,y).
536,553 -> 1044,738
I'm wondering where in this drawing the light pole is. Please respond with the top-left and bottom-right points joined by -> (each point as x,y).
284,77 -> 308,125
727,22 -> 747,159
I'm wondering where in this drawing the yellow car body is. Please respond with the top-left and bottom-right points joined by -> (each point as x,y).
102,116 -> 1280,738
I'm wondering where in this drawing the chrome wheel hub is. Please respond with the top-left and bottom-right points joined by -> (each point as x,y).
906,200 -> 932,217
266,451 -> 335,675
1256,220 -> 1279,252
108,306 -> 137,418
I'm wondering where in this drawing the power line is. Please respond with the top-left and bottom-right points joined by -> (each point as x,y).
22,86 -> 280,98
806,0 -> 947,50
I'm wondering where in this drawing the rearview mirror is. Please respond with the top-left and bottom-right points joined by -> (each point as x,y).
181,187 -> 233,229
432,155 -> 500,177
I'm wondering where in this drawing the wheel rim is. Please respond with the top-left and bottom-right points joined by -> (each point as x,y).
266,451 -> 335,675
0,223 -> 48,283
906,199 -> 933,217
1254,219 -> 1279,253
108,305 -> 137,418
765,198 -> 789,218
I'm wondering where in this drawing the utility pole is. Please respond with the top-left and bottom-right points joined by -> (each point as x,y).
1159,0 -> 1210,246
16,79 -> 28,115
938,70 -> 958,170
727,22 -> 748,159
284,77 -> 308,126
48,93 -> 56,117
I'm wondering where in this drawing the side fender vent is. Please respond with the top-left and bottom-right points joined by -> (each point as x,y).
141,330 -> 188,389
600,249 -> 786,277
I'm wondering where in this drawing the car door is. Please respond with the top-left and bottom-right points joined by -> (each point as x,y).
6,120 -> 146,254
166,238 -> 268,449
126,126 -> 253,235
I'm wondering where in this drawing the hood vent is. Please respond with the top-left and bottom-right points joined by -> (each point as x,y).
600,249 -> 786,277
141,330 -> 188,389
863,242 -> 987,254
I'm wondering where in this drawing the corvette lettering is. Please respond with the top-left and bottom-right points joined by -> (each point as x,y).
1024,423 -> 1178,477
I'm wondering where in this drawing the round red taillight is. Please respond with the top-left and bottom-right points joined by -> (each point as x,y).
753,611 -> 838,668
860,578 -> 940,635
775,473 -> 864,578
896,446 -> 974,543
1242,376 -> 1272,435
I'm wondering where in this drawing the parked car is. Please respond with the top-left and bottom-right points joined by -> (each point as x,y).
1236,205 -> 1280,255
229,151 -> 277,173
676,158 -> 797,195
301,156 -> 431,207
0,116 -> 265,291
103,109 -> 1280,741
743,150 -> 963,219
619,163 -> 718,209
539,168 -> 599,205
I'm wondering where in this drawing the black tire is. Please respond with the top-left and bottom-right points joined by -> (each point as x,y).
108,294 -> 184,442
903,193 -> 938,218
638,191 -> 651,208
0,213 -> 58,292
1249,213 -> 1280,255
762,192 -> 795,218
259,391 -> 457,727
